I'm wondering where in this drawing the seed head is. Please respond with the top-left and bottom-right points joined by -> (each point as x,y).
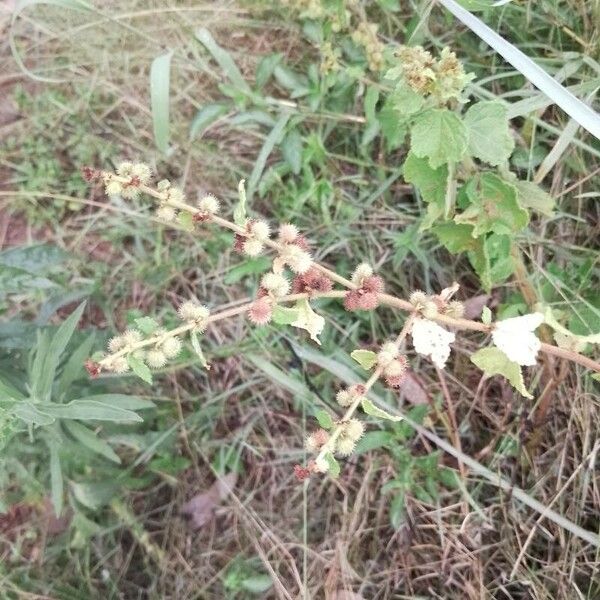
336,388 -> 353,407
409,290 -> 428,309
248,297 -> 272,325
105,179 -> 123,196
178,301 -> 210,330
445,300 -> 465,319
249,219 -> 270,242
108,335 -> 126,353
314,455 -> 330,473
146,349 -> 167,369
131,163 -> 151,184
109,356 -> 129,374
384,357 -> 408,387
242,238 -> 265,257
278,223 -> 299,244
336,437 -> 355,457
343,418 -> 365,442
351,263 -> 373,286
161,336 -> 182,359
261,272 -> 291,298
422,300 -> 439,319
281,244 -> 312,274
156,205 -> 176,222
197,194 -> 220,215
377,341 -> 399,367
165,186 -> 185,204
122,329 -> 143,346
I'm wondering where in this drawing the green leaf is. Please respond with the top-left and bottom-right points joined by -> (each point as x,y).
354,430 -> 394,455
272,305 -> 300,325
350,349 -> 377,370
73,394 -> 155,411
390,82 -> 424,116
377,100 -> 407,150
63,421 -> 121,463
150,50 -> 173,154
323,451 -> 340,479
189,103 -> 229,139
291,298 -> 325,345
57,332 -> 95,398
255,53 -> 283,88
482,306 -> 492,325
433,223 -> 477,253
127,354 -> 152,384
410,109 -> 468,168
315,409 -> 333,430
134,317 -> 159,336
467,234 -> 515,292
190,331 -> 210,369
38,400 -> 143,422
195,28 -> 251,94
233,179 -> 247,226
471,347 -> 533,398
247,113 -> 290,202
456,173 -> 528,237
389,492 -> 406,529
71,480 -> 118,510
177,211 -> 194,232
31,301 -> 86,402
49,439 -> 63,517
281,129 -> 303,175
0,243 -> 68,274
403,152 -> 448,206
361,398 -> 402,421
464,101 -> 514,166
12,401 -> 55,426
241,575 -> 273,594
512,179 -> 555,217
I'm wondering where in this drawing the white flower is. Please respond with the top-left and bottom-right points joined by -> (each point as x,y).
492,313 -> 544,366
411,317 -> 455,369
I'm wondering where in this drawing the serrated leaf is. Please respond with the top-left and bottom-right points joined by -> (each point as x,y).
464,101 -> 514,166
410,109 -> 468,168
390,82 -> 424,116
456,173 -> 528,237
403,152 -> 448,206
150,50 -> 173,154
272,305 -> 300,325
513,180 -> 555,217
134,317 -> 159,336
233,179 -> 247,226
433,223 -> 477,253
63,421 -> 121,463
323,451 -> 340,478
191,331 -> 210,369
471,347 -> 533,398
350,349 -> 377,370
361,398 -> 402,421
315,409 -> 333,430
291,298 -> 325,345
127,354 -> 152,384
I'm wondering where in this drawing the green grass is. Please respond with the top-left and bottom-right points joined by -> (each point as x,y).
1,0 -> 599,598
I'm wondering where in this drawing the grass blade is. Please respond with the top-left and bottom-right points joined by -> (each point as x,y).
150,50 -> 174,154
439,0 -> 600,139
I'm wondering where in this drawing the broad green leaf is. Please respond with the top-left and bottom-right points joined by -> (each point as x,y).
467,234 -> 514,292
233,179 -> 247,226
12,401 -> 55,426
350,349 -> 377,370
433,223 -> 477,253
281,129 -> 303,175
247,113 -> 290,201
354,430 -> 394,455
361,398 -> 402,421
291,298 -> 325,345
195,28 -> 251,94
71,480 -> 119,510
471,347 -> 533,398
390,82 -> 424,116
31,301 -> 86,402
0,243 -> 68,274
377,100 -> 407,150
38,400 -> 143,422
315,409 -> 333,430
410,109 -> 468,168
189,103 -> 229,139
63,421 -> 121,463
455,173 -> 528,237
540,305 -> 600,344
224,256 -> 271,285
177,211 -> 194,232
272,305 -> 300,325
150,50 -> 173,154
49,439 -> 63,516
134,317 -> 159,336
512,180 -> 555,217
323,451 -> 340,479
191,331 -> 210,369
403,152 -> 448,206
464,101 -> 514,166
128,354 -> 152,384
241,575 -> 273,594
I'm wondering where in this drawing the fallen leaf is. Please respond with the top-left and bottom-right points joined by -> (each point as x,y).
181,472 -> 237,530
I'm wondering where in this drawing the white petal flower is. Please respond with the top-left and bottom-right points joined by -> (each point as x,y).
492,313 -> 544,366
411,317 -> 455,369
